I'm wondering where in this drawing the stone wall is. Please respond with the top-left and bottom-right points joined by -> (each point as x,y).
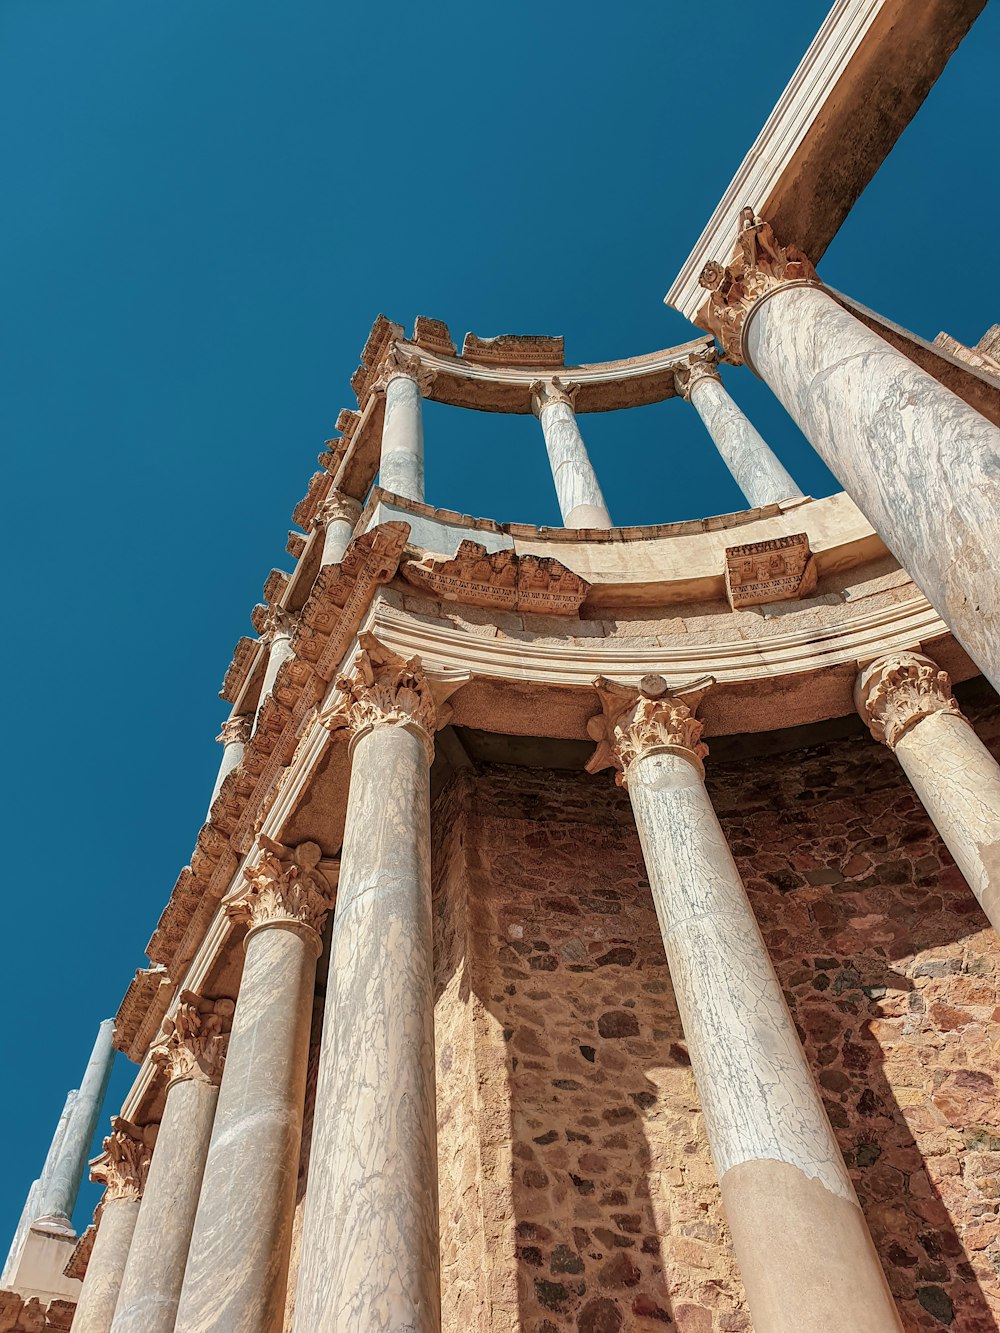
431,688 -> 1000,1332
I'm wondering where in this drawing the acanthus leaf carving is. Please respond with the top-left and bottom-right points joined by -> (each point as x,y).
698,208 -> 818,363
672,348 -> 721,401
530,375 -> 578,416
217,716 -> 252,748
227,837 -> 334,941
90,1117 -> 158,1203
586,674 -> 713,786
150,990 -> 235,1087
313,490 -> 362,530
856,651 -> 965,750
320,633 -> 443,763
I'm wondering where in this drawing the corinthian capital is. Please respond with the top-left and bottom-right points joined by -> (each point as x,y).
217,716 -> 252,748
259,604 -> 297,641
375,344 -> 436,397
91,1117 -> 158,1202
698,209 -> 817,363
673,349 -> 721,401
151,992 -> 235,1088
228,838 -> 334,942
855,651 -> 964,750
586,674 -> 712,786
313,489 -> 362,529
530,376 -> 578,416
321,632 -> 461,763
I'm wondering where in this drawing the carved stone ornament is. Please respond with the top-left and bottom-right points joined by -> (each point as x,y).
530,376 -> 578,416
217,716 -> 252,748
724,532 -> 817,609
150,990 -> 235,1087
374,344 -> 436,397
401,541 -> 590,615
586,674 -> 713,786
90,1117 -> 158,1203
673,349 -> 721,401
856,651 -> 965,751
698,208 -> 818,363
227,837 -> 333,940
321,631 -> 468,763
252,602 -> 298,642
313,490 -> 362,530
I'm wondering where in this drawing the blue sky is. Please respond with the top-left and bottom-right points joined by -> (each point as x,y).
1,0 -> 996,1241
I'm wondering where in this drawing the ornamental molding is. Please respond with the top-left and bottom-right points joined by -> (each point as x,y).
227,837 -> 334,940
699,210 -> 818,364
855,651 -> 964,750
724,532 -> 817,609
90,1117 -> 158,1203
150,991 -> 235,1088
217,716 -> 252,748
320,632 -> 468,763
530,376 -> 578,416
401,540 -> 589,615
586,674 -> 714,786
673,349 -> 721,401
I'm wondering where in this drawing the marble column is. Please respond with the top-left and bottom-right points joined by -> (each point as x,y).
208,715 -> 251,811
857,651 -> 1000,930
1,1089 -> 77,1283
587,676 -> 902,1333
316,490 -> 362,567
252,607 -> 297,735
294,641 -> 444,1333
700,213 -> 1000,693
531,378 -> 613,529
378,349 -> 432,503
674,353 -> 804,508
72,1119 -> 156,1333
110,994 -> 233,1333
173,842 -> 333,1333
35,1019 -> 116,1235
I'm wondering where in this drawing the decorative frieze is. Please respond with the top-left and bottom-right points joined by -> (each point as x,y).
724,532 -> 817,608
462,332 -> 565,367
322,635 -> 439,762
530,376 -> 578,415
90,1119 -> 157,1204
113,965 -> 174,1063
150,992 -> 235,1088
412,316 -> 456,358
586,674 -> 712,785
673,348 -> 721,401
401,540 -> 589,615
227,838 -> 333,941
699,210 -> 817,363
856,651 -> 964,750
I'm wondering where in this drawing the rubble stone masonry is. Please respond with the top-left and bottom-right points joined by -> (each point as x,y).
430,686 -> 1000,1332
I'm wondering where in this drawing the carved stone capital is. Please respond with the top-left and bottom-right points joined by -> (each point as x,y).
253,603 -> 297,642
673,350 -> 721,401
313,490 -> 362,530
586,674 -> 713,786
217,716 -> 252,748
698,209 -> 818,364
375,344 -> 436,397
321,633 -> 439,762
150,991 -> 235,1088
530,376 -> 578,416
90,1117 -> 157,1203
227,838 -> 334,943
855,651 -> 964,750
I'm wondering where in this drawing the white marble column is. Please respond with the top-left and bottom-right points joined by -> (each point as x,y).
208,715 -> 251,811
674,354 -> 804,508
316,490 -> 362,567
173,842 -> 333,1333
1,1089 -> 76,1284
531,378 -> 613,529
34,1019 -> 116,1236
700,215 -> 1000,692
110,994 -> 233,1333
587,676 -> 902,1333
378,349 -> 432,503
252,607 -> 296,735
294,641 -> 447,1333
857,651 -> 1000,930
72,1119 -> 156,1333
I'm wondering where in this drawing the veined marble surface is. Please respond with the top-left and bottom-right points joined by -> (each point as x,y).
747,285 -> 1000,693
690,372 -> 803,508
71,1198 -> 140,1333
294,723 -> 440,1333
381,374 -> 425,503
538,401 -> 613,529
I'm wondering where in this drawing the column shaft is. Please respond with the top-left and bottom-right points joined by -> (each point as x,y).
294,724 -> 439,1333
688,372 -> 803,508
2,1090 -> 77,1283
536,399 -> 612,528
380,374 -> 425,502
70,1198 -> 141,1333
36,1020 -> 115,1230
208,717 -> 250,812
174,924 -> 318,1332
623,743 -> 901,1331
745,283 -> 1000,691
110,1079 -> 219,1333
253,631 -> 294,733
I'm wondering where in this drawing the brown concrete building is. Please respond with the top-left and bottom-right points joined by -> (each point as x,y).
3,2 -> 999,1330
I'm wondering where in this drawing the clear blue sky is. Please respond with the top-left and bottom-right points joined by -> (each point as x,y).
1,0 -> 996,1241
